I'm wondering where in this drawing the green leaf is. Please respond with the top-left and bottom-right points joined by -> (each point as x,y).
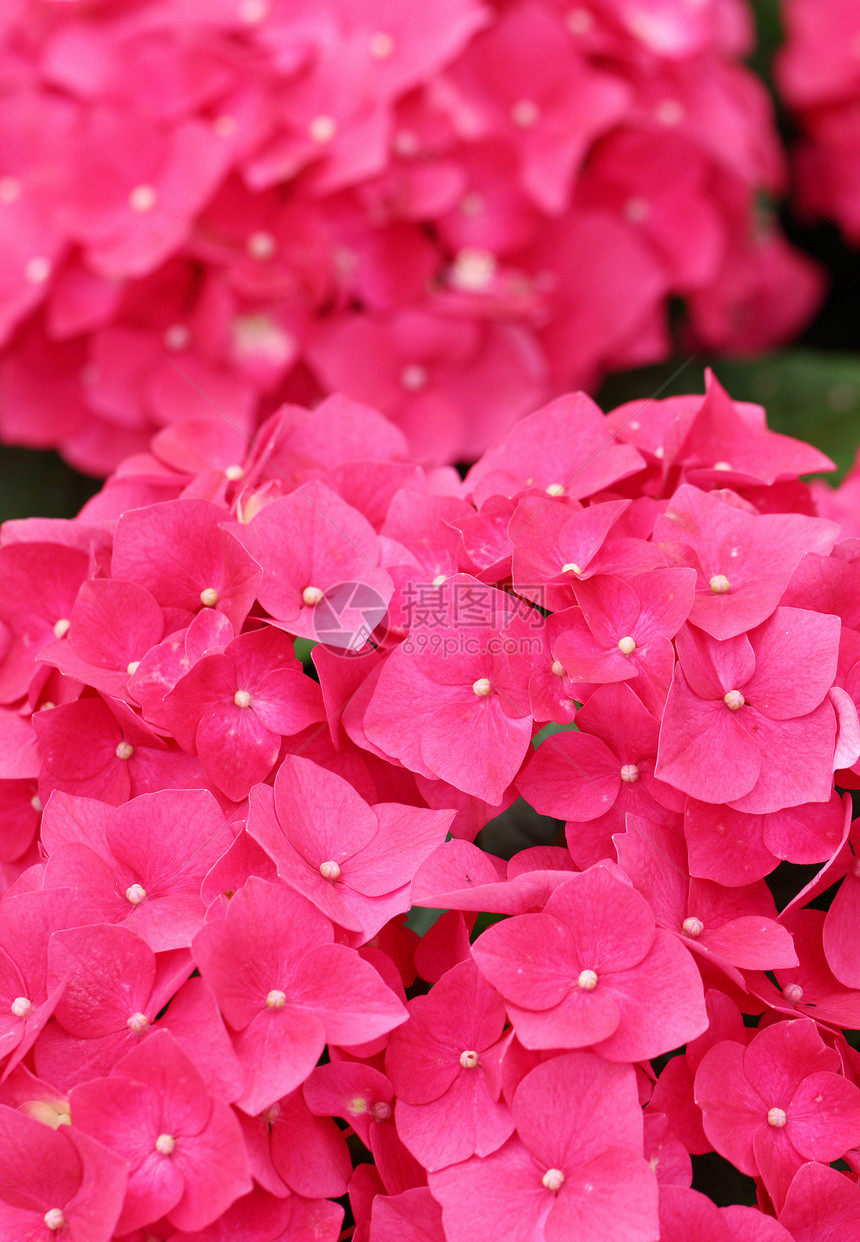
0,446 -> 100,524
532,720 -> 578,751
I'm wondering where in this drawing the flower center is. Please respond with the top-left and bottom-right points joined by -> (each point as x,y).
234,689 -> 252,709
459,1050 -> 480,1069
266,990 -> 286,1009
400,363 -> 428,391
542,1168 -> 565,1192
164,323 -> 190,350
682,916 -> 704,937
620,764 -> 639,783
115,741 -> 134,760
451,248 -> 496,292
566,8 -> 593,34
238,0 -> 268,22
577,969 -> 598,991
44,1209 -> 66,1231
551,659 -> 566,678
782,983 -> 804,1003
0,175 -> 21,202
472,678 -> 492,697
127,1012 -> 148,1033
155,1133 -> 176,1155
709,574 -> 731,594
308,115 -> 337,144
545,483 -> 565,497
200,587 -> 219,607
656,99 -> 685,126
511,99 -> 540,127
723,690 -> 745,711
11,996 -> 33,1019
129,184 -> 157,213
624,197 -> 650,223
373,1101 -> 392,1120
319,860 -> 341,881
369,31 -> 395,58
618,636 -> 636,655
767,1107 -> 787,1128
302,585 -> 324,607
53,618 -> 70,639
561,562 -> 582,576
247,230 -> 276,259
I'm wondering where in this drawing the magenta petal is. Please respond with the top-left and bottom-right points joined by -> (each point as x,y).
71,1077 -> 185,1233
69,578 -> 164,670
192,877 -> 334,1031
656,670 -> 760,803
685,801 -> 780,886
168,1102 -> 252,1232
694,1041 -> 764,1176
386,960 -> 506,1105
159,976 -> 245,1104
675,625 -> 756,702
786,1070 -> 860,1161
823,875 -> 860,988
471,912 -> 574,1010
699,918 -> 798,971
543,869 -> 657,969
288,943 -> 407,1046
196,705 -> 280,801
0,1106 -> 127,1242
546,1149 -> 659,1242
428,1136 -> 550,1242
658,1185 -> 727,1242
593,929 -> 707,1061
49,923 -> 156,1038
744,607 -> 839,720
726,703 -> 836,815
348,803 -> 454,895
269,1092 -> 351,1200
274,754 -> 378,861
778,1162 -> 860,1242
233,1007 -> 326,1115
752,1122 -> 803,1215
505,986 -> 621,1051
420,698 -> 532,804
371,1187 -> 444,1242
395,1072 -> 514,1171
513,1051 -> 644,1171
517,731 -> 620,821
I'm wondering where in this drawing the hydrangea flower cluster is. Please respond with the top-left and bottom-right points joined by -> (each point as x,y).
0,0 -> 822,473
0,375 -> 859,1237
777,0 -> 860,244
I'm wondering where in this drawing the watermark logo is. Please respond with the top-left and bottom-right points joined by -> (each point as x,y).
311,581 -> 389,654
311,578 -> 546,657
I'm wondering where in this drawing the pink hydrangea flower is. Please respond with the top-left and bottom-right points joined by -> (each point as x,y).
429,1051 -> 659,1242
471,863 -> 707,1058
695,1018 -> 860,1211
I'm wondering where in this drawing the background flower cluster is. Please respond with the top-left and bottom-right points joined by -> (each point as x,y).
777,0 -> 860,247
0,0 -> 823,473
0,378 -> 859,1237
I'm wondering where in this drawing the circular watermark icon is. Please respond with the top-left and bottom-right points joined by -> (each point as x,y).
311,581 -> 389,655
